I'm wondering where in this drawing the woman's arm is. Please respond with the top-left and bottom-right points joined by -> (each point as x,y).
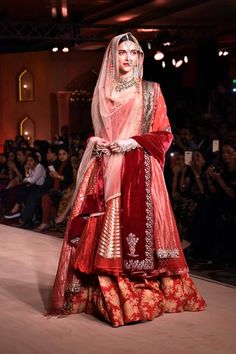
213,173 -> 235,199
24,164 -> 46,185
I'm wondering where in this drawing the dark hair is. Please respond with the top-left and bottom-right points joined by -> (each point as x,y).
26,152 -> 39,163
221,138 -> 236,151
118,33 -> 135,45
58,145 -> 69,154
47,145 -> 59,155
16,148 -> 26,155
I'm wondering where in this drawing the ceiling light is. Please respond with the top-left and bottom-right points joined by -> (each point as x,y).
62,47 -> 69,53
162,61 -> 166,68
184,55 -> 188,63
51,7 -> 57,18
137,28 -> 159,33
154,51 -> 164,60
175,60 -> 183,68
163,42 -> 171,46
218,50 -> 223,56
147,42 -> 152,50
172,59 -> 176,66
223,51 -> 229,56
52,47 -> 59,52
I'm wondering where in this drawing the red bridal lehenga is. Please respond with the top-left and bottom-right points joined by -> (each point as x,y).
49,33 -> 206,327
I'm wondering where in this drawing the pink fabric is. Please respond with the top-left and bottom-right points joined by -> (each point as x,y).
73,33 -> 144,203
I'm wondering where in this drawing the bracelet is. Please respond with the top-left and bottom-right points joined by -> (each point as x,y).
92,149 -> 103,157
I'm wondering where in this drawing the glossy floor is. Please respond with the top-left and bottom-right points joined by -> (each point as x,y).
0,224 -> 235,354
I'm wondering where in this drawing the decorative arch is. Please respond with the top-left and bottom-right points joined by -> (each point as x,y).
19,116 -> 35,145
18,69 -> 34,101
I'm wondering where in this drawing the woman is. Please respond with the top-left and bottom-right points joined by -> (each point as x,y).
49,33 -> 206,327
189,139 -> 236,263
36,146 -> 73,232
4,152 -> 46,220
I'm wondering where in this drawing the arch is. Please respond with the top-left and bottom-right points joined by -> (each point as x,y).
18,69 -> 34,101
19,116 -> 35,145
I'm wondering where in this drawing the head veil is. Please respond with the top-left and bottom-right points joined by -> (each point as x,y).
75,33 -> 144,203
92,32 -> 144,140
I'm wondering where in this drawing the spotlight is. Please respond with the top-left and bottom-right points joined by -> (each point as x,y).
147,42 -> 152,50
62,47 -> 69,53
175,60 -> 183,68
218,50 -> 223,56
223,51 -> 229,56
154,51 -> 164,60
184,55 -> 188,63
163,42 -> 171,46
162,61 -> 166,68
172,59 -> 176,66
51,7 -> 57,18
61,0 -> 68,17
52,47 -> 59,52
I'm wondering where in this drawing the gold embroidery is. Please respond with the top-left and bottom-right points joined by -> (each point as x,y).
124,152 -> 154,271
142,80 -> 156,134
126,233 -> 139,257
97,197 -> 122,259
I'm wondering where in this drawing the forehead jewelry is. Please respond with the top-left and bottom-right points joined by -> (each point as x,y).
125,38 -> 133,50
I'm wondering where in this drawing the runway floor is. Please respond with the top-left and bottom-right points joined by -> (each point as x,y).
0,224 -> 236,354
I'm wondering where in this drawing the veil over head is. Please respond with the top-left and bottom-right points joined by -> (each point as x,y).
76,33 -> 145,203
92,32 -> 144,141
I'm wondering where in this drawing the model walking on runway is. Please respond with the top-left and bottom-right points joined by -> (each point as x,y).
49,32 -> 206,327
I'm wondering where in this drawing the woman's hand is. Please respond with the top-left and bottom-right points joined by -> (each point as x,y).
94,138 -> 110,155
210,171 -> 222,182
110,139 -> 139,153
49,170 -> 59,178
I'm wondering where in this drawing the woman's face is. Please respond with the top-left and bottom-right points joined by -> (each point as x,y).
221,145 -> 235,164
58,149 -> 69,162
193,151 -> 205,166
174,154 -> 184,167
7,152 -> 15,162
0,155 -> 6,164
118,40 -> 138,76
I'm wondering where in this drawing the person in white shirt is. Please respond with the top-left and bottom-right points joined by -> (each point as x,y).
4,153 -> 46,224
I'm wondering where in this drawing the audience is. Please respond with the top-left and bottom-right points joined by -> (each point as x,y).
0,84 -> 235,269
36,145 -> 74,232
4,153 -> 46,222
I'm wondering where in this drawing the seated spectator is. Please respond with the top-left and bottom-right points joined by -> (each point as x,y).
36,146 -> 73,232
13,146 -> 61,229
4,153 -> 46,221
174,127 -> 198,152
189,139 -> 236,264
55,153 -> 80,228
0,153 -> 8,184
170,150 -> 207,242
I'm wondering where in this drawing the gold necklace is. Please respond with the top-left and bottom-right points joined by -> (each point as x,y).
115,77 -> 137,92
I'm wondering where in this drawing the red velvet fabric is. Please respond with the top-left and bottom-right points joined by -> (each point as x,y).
121,149 -> 154,273
133,131 -> 173,170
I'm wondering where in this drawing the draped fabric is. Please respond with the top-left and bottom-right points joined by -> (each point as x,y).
49,33 -> 206,326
